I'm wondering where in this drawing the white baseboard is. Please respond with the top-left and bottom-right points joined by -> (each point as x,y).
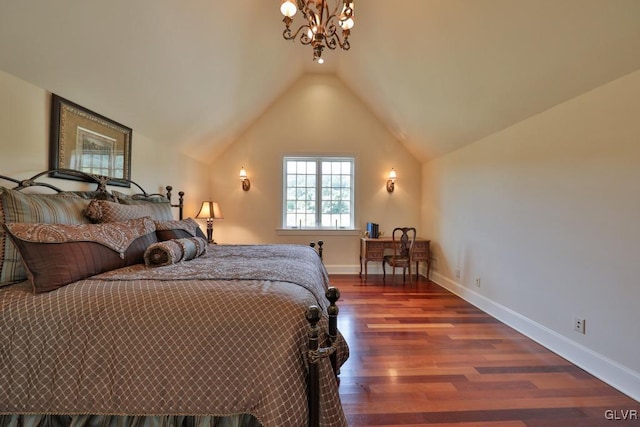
431,272 -> 640,402
325,264 -> 361,275
325,263 -> 428,277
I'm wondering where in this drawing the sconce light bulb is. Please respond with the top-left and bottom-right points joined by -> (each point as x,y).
240,166 -> 250,191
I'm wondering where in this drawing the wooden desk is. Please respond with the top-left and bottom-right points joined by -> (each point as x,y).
360,237 -> 431,282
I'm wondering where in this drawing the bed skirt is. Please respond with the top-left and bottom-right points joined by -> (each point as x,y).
0,415 -> 261,427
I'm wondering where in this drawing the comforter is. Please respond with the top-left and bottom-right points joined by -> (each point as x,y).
0,244 -> 348,427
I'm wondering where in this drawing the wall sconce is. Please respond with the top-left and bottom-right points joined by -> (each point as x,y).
386,168 -> 396,193
195,201 -> 224,243
240,167 -> 250,191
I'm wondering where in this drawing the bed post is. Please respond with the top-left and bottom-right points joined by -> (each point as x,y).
166,186 -> 185,220
309,240 -> 324,261
326,287 -> 340,377
306,306 -> 321,427
305,286 -> 341,426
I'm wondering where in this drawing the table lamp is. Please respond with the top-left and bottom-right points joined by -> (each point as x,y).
196,201 -> 223,243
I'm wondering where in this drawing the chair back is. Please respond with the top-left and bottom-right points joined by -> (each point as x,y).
392,227 -> 417,260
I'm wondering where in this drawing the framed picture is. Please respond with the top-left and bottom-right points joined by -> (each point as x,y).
49,94 -> 132,187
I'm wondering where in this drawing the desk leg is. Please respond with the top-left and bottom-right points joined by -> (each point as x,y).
359,257 -> 369,282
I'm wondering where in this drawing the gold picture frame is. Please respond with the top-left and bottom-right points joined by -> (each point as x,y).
49,94 -> 132,187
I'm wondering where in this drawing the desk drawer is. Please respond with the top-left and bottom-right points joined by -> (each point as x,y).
413,241 -> 430,261
414,241 -> 428,250
367,241 -> 386,250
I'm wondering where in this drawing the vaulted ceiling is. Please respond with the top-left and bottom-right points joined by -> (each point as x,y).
1,0 -> 639,163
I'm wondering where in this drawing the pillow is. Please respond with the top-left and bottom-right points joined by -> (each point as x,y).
0,187 -> 91,287
84,199 -> 160,223
144,236 -> 207,267
155,218 -> 206,241
3,217 -> 157,293
112,190 -> 174,221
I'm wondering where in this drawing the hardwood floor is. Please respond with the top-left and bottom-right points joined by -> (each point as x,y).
330,274 -> 639,426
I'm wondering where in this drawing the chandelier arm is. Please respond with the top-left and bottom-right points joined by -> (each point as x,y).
324,16 -> 350,50
283,24 -> 314,44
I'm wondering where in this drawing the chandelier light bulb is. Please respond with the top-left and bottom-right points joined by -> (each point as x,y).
339,17 -> 354,30
318,57 -> 324,64
280,0 -> 297,17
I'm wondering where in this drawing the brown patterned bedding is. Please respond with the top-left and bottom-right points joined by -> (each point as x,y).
0,244 -> 348,427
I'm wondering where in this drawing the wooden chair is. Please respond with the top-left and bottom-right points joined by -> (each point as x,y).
383,227 -> 417,284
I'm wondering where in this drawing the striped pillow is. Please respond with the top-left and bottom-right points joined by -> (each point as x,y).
0,187 -> 91,287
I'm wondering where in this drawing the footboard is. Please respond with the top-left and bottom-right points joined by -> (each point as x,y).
306,286 -> 341,427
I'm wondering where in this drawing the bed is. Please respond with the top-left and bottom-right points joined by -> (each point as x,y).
0,169 -> 348,427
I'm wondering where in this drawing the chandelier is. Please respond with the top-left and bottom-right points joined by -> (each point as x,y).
280,0 -> 355,64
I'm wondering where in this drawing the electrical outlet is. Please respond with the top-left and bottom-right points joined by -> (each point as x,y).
573,317 -> 586,334
430,257 -> 438,270
475,276 -> 481,287
455,268 -> 461,279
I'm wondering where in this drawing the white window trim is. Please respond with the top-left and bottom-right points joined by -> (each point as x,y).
282,156 -> 356,231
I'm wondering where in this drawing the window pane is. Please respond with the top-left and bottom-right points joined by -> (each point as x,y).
321,162 -> 330,175
331,162 -> 341,174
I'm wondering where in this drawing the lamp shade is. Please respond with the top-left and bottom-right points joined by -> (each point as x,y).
196,201 -> 223,220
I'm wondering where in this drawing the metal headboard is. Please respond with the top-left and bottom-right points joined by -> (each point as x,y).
0,168 -> 184,219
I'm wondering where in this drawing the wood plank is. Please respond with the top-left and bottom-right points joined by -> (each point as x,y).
331,274 -> 639,426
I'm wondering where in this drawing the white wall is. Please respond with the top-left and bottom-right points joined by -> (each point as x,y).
208,74 -> 422,270
422,70 -> 640,400
0,69 -> 210,217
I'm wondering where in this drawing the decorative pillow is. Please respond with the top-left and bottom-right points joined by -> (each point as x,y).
144,236 -> 207,267
112,190 -> 174,221
155,218 -> 206,241
84,199 -> 158,223
0,187 -> 91,287
3,217 -> 157,293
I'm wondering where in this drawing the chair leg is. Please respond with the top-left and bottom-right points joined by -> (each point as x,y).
382,261 -> 386,281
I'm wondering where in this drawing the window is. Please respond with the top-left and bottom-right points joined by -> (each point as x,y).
283,157 -> 354,229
